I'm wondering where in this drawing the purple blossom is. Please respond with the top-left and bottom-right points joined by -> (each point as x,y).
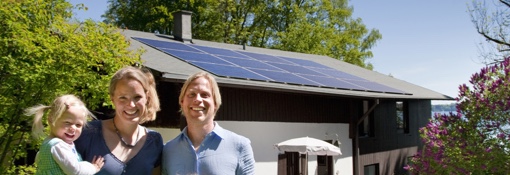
406,56 -> 510,174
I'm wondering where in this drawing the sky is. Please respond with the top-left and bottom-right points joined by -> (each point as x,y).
69,0 -> 487,105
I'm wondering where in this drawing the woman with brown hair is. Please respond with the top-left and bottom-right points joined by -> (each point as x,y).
75,66 -> 163,175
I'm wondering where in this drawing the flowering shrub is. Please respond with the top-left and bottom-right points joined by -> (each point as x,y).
405,58 -> 510,174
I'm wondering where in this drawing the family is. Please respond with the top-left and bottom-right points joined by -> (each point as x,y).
25,66 -> 256,175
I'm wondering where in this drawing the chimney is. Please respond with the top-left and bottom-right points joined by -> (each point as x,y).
172,10 -> 193,42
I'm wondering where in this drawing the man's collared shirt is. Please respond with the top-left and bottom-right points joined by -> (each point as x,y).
162,122 -> 255,175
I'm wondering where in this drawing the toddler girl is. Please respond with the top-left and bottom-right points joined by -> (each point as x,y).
26,94 -> 104,175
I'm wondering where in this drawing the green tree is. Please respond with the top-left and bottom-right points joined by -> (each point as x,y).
104,0 -> 381,69
0,0 -> 142,173
469,0 -> 510,63
104,0 -> 174,33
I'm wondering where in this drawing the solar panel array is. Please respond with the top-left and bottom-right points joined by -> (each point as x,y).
133,37 -> 407,94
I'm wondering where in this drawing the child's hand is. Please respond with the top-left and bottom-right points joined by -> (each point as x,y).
92,155 -> 104,172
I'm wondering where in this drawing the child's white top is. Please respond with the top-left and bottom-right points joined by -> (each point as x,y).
35,137 -> 97,175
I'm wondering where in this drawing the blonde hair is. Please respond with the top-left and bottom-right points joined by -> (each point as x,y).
179,71 -> 222,116
25,94 -> 93,139
109,66 -> 160,124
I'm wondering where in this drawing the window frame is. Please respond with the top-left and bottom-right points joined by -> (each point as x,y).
363,163 -> 379,175
396,100 -> 410,134
359,100 -> 375,137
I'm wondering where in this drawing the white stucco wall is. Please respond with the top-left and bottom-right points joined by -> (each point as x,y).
151,121 -> 353,175
150,127 -> 181,144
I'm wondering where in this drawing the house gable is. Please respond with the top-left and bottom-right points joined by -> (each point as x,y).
121,12 -> 450,174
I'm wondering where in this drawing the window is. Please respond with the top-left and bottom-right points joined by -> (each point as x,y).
396,101 -> 409,133
317,140 -> 336,175
359,100 -> 375,137
278,152 -> 307,175
317,155 -> 333,175
364,164 -> 379,175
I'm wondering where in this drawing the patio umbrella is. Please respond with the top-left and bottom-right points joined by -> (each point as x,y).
275,136 -> 342,156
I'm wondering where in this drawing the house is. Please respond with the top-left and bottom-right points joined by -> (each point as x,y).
128,11 -> 452,175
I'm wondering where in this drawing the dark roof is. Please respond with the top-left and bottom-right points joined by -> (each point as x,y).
121,29 -> 452,100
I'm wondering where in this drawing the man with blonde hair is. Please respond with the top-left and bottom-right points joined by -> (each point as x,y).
162,71 -> 255,175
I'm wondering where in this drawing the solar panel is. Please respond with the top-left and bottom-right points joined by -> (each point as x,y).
193,45 -> 248,58
267,62 -> 323,76
278,56 -> 333,69
135,37 -> 199,52
217,56 -> 280,71
132,37 -> 408,94
309,67 -> 366,81
293,74 -> 357,89
346,79 -> 404,93
190,62 -> 270,80
249,69 -> 322,86
161,48 -> 231,65
238,51 -> 293,64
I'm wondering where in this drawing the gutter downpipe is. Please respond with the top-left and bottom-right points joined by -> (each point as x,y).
353,99 -> 379,175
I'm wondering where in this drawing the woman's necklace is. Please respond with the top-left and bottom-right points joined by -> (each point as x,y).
112,119 -> 140,148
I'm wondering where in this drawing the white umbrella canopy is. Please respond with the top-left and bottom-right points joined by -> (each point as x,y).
275,136 -> 342,156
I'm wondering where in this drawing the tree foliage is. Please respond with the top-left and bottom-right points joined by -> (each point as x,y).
0,0 -> 142,173
406,57 -> 510,174
103,0 -> 381,69
469,0 -> 510,64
